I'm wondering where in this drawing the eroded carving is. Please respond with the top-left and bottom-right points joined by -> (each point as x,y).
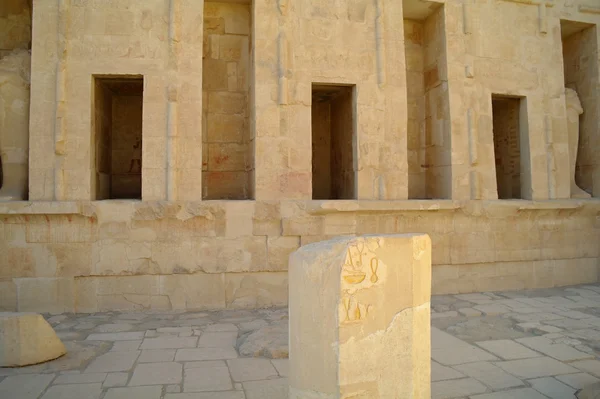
565,87 -> 591,198
0,50 -> 30,201
340,241 -> 383,324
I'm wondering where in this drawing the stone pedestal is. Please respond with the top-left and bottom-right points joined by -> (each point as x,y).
289,234 -> 431,399
0,313 -> 66,367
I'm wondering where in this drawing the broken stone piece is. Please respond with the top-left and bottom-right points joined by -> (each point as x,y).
238,320 -> 288,359
289,234 -> 432,398
0,312 -> 67,367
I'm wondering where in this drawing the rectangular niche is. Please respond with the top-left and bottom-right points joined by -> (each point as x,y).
561,20 -> 598,197
311,84 -> 356,200
491,95 -> 528,199
92,75 -> 144,200
202,0 -> 253,200
402,0 -> 450,199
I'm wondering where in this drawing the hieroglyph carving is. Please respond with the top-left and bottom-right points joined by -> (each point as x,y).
0,50 -> 30,201
565,87 -> 591,198
340,241 -> 384,324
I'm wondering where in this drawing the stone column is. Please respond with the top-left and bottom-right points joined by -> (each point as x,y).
289,234 -> 431,399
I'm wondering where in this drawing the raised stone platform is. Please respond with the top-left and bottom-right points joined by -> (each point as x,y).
0,313 -> 66,367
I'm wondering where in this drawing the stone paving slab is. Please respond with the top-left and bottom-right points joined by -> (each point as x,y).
103,386 -> 163,399
1,283 -> 600,399
128,362 -> 182,386
556,372 -> 600,389
528,377 -> 577,399
40,383 -> 103,399
454,361 -> 524,390
475,339 -> 541,360
183,363 -> 233,392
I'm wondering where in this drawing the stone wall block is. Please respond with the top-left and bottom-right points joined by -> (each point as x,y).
15,277 -> 74,314
267,236 -> 300,271
0,279 -> 17,311
252,201 -> 282,236
224,272 -> 288,309
282,216 -> 324,236
159,274 -> 226,310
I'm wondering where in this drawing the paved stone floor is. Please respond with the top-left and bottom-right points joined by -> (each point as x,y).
2,284 -> 600,398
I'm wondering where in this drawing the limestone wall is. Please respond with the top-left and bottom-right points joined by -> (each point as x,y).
22,0 -> 600,202
0,0 -> 599,312
444,0 -> 600,200
0,200 -> 598,313
29,0 -> 204,201
251,0 -> 409,200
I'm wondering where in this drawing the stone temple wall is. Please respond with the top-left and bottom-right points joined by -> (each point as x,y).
1,200 -> 598,313
0,0 -> 599,312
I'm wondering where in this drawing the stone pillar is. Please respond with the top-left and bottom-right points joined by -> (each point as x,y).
289,234 -> 431,399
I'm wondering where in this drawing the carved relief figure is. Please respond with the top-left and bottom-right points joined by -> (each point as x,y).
128,137 -> 142,173
565,87 -> 591,198
0,50 -> 30,201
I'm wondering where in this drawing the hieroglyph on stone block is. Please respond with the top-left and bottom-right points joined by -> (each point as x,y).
340,241 -> 384,324
289,234 -> 431,399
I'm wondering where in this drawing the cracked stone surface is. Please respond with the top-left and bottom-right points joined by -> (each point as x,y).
1,284 -> 599,398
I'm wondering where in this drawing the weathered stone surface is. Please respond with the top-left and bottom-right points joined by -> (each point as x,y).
289,234 -> 431,398
0,312 -> 66,367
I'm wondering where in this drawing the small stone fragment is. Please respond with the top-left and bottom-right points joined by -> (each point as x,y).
238,321 -> 288,359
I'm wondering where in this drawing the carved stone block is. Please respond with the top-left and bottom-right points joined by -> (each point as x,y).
289,234 -> 431,398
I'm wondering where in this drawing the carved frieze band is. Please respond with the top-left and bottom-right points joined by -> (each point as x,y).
166,85 -> 178,201
544,115 -> 556,198
54,0 -> 71,200
277,0 -> 289,105
467,109 -> 480,199
55,0 -> 70,155
277,33 -> 288,105
374,0 -> 386,88
168,0 -> 180,68
467,109 -> 478,165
